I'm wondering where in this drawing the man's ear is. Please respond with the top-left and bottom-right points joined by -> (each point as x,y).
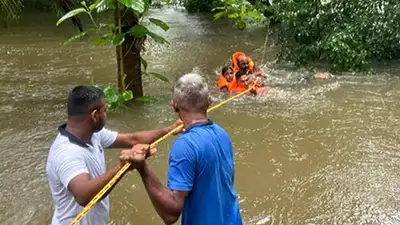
171,100 -> 179,112
90,109 -> 98,122
208,96 -> 213,107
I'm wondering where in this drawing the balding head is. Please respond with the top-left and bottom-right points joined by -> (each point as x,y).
172,73 -> 211,113
237,55 -> 250,70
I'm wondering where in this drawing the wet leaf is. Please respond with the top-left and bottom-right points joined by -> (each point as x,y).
56,8 -> 87,26
95,0 -> 114,12
236,20 -> 246,30
213,11 -> 226,20
240,4 -> 246,15
141,56 -> 148,71
122,90 -> 133,101
92,38 -> 109,45
89,0 -> 100,11
147,31 -> 169,44
63,31 -> 87,45
80,1 -> 87,7
112,33 -> 125,45
147,72 -> 169,82
108,24 -> 116,30
211,6 -> 225,12
135,96 -> 158,103
247,11 -> 263,19
128,24 -> 149,38
118,0 -> 146,13
92,33 -> 113,45
149,18 -> 170,31
228,13 -> 239,19
143,0 -> 150,14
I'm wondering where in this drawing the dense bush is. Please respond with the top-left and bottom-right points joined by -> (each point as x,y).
272,0 -> 400,71
182,0 -> 218,13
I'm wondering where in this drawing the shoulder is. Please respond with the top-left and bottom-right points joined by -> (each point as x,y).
93,127 -> 118,139
47,135 -> 86,168
171,136 -> 191,152
212,122 -> 230,136
169,135 -> 197,158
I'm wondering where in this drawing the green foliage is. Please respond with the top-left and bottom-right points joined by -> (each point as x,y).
0,0 -> 61,23
102,85 -> 134,109
128,24 -> 169,43
56,7 -> 86,26
182,0 -> 217,13
0,0 -> 23,22
56,0 -> 171,107
119,0 -> 146,13
56,0 -> 170,47
212,0 -> 264,30
272,0 -> 400,71
214,0 -> 400,72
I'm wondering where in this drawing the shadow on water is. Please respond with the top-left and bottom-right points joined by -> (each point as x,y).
0,7 -> 400,225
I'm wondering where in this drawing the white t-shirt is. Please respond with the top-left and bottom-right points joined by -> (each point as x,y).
46,124 -> 118,225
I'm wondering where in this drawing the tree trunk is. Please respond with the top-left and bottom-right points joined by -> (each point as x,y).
114,7 -> 143,97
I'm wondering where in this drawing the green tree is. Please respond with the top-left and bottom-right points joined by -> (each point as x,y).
213,0 -> 400,72
56,0 -> 171,108
273,0 -> 400,71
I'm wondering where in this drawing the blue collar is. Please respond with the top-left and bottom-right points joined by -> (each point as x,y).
185,119 -> 213,132
58,123 -> 90,148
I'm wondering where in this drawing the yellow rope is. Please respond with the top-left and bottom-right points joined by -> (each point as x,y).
68,78 -> 260,225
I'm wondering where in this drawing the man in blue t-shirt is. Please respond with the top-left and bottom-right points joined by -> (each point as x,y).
121,73 -> 243,225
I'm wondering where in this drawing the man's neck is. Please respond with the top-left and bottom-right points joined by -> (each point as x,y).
65,119 -> 93,143
179,112 -> 208,130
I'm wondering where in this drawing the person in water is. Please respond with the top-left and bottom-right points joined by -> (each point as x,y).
46,85 -> 181,225
217,66 -> 235,91
120,73 -> 244,225
231,51 -> 267,78
229,70 -> 270,96
297,71 -> 331,84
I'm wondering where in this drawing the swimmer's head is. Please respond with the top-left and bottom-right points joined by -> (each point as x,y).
237,55 -> 250,70
222,66 -> 234,82
235,70 -> 249,83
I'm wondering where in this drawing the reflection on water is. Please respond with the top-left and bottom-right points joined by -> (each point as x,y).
0,7 -> 400,225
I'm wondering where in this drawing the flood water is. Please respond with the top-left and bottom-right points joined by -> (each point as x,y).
1,7 -> 400,225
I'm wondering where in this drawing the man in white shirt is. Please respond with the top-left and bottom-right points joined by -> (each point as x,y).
46,85 -> 181,225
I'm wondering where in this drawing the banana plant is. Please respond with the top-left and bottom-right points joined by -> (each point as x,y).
56,0 -> 171,108
212,0 -> 264,30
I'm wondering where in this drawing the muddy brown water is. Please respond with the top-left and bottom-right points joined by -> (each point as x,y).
0,7 -> 400,225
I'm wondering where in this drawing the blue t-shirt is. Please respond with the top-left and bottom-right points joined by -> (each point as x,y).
167,120 -> 243,225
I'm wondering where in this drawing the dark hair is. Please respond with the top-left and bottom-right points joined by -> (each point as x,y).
235,69 -> 248,80
67,85 -> 105,116
222,66 -> 232,75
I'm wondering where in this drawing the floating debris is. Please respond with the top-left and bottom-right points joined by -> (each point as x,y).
256,216 -> 271,225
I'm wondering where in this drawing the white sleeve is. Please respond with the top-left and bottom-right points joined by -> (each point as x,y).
55,150 -> 89,189
98,127 -> 118,148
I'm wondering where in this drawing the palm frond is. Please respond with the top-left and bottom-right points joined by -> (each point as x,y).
0,0 -> 23,22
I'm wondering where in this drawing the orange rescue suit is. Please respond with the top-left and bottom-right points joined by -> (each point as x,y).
217,75 -> 230,89
232,52 -> 255,73
228,78 -> 261,93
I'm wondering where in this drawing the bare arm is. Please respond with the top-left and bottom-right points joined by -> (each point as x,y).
220,86 -> 229,92
251,63 -> 268,77
110,120 -> 182,149
68,163 -> 129,206
137,162 -> 188,225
